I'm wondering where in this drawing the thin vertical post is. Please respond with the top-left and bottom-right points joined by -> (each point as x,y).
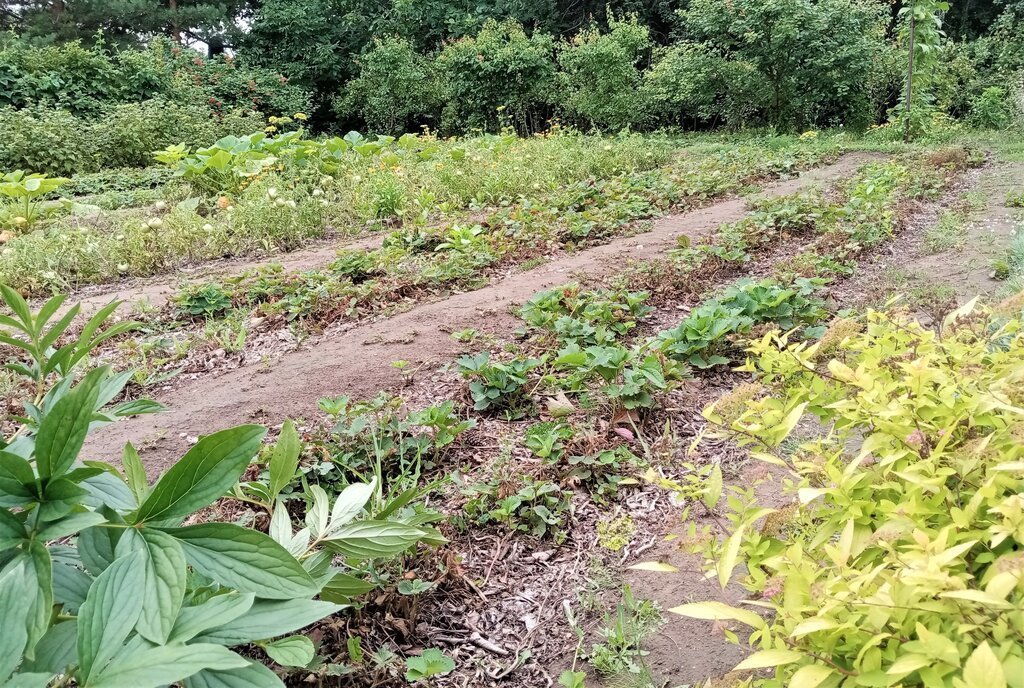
904,5 -> 916,142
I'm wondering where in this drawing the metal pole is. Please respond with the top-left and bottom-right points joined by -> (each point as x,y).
904,6 -> 916,143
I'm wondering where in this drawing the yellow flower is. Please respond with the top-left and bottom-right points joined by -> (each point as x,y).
265,125 -> 278,133
294,112 -> 308,121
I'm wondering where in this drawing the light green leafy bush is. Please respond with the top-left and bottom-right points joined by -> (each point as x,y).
336,36 -> 439,136
673,301 -> 1024,687
434,19 -> 558,135
0,102 -> 265,175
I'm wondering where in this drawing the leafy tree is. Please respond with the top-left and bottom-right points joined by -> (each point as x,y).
889,0 -> 949,139
557,16 -> 652,131
643,43 -> 765,128
0,36 -> 308,118
7,0 -> 252,51
336,35 -> 438,135
678,0 -> 885,129
434,19 -> 558,134
243,0 -> 379,117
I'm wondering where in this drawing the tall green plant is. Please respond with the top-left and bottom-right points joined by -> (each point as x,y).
0,289 -> 439,686
0,171 -> 68,232
893,0 -> 950,139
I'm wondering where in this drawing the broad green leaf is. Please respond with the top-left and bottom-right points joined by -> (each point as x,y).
939,590 -> 1013,609
0,507 -> 26,550
135,425 -> 266,523
627,561 -> 679,573
717,521 -> 747,588
76,550 -> 145,682
667,601 -> 766,630
773,401 -> 808,446
88,643 -> 248,688
165,523 -> 318,599
0,451 -> 36,504
35,367 -> 105,479
24,541 -> 54,659
320,572 -> 376,603
51,560 -> 91,613
0,556 -> 35,680
962,642 -> 1006,688
322,520 -> 427,558
260,635 -> 314,667
122,444 -> 149,504
184,660 -> 284,688
913,623 -> 960,666
790,617 -> 840,637
405,648 -> 455,681
195,599 -> 343,645
169,593 -> 255,643
81,472 -> 138,512
886,654 -> 931,676
78,518 -> 123,576
0,284 -> 33,328
733,649 -> 804,671
35,511 -> 105,541
305,485 -> 329,539
21,620 -> 77,674
267,421 -> 299,501
115,529 -> 186,644
327,481 -> 374,532
268,502 -> 292,549
3,672 -> 52,687
790,664 -> 834,688
703,463 -> 723,510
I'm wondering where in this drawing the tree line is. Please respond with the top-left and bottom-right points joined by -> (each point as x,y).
0,0 -> 1021,136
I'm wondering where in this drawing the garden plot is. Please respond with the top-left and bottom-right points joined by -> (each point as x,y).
0,138 -> 997,688
47,142 -> 842,411
3,133 -> 678,295
79,152 -> 874,471
42,147 -> 964,688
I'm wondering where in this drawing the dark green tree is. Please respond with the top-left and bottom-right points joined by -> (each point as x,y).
678,0 -> 886,129
6,0 -> 251,53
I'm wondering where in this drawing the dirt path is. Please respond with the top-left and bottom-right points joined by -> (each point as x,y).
82,154 -> 880,473
845,158 -> 1023,307
67,231 -> 388,317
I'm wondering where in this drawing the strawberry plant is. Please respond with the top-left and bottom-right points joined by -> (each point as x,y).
462,477 -> 573,542
456,352 -> 543,416
657,278 -> 827,368
520,285 -> 652,344
524,421 -> 573,460
174,283 -> 233,318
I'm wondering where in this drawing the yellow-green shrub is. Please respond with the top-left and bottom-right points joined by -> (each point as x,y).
675,300 -> 1024,687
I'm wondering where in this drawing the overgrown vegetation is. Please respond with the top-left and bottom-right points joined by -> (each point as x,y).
1,1 -> 1021,141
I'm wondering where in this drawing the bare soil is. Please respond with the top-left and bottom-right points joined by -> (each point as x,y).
82,153 -> 880,475
843,158 -> 1024,311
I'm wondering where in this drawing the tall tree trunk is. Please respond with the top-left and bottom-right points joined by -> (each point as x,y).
168,0 -> 182,43
51,0 -> 64,23
208,35 -> 226,57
